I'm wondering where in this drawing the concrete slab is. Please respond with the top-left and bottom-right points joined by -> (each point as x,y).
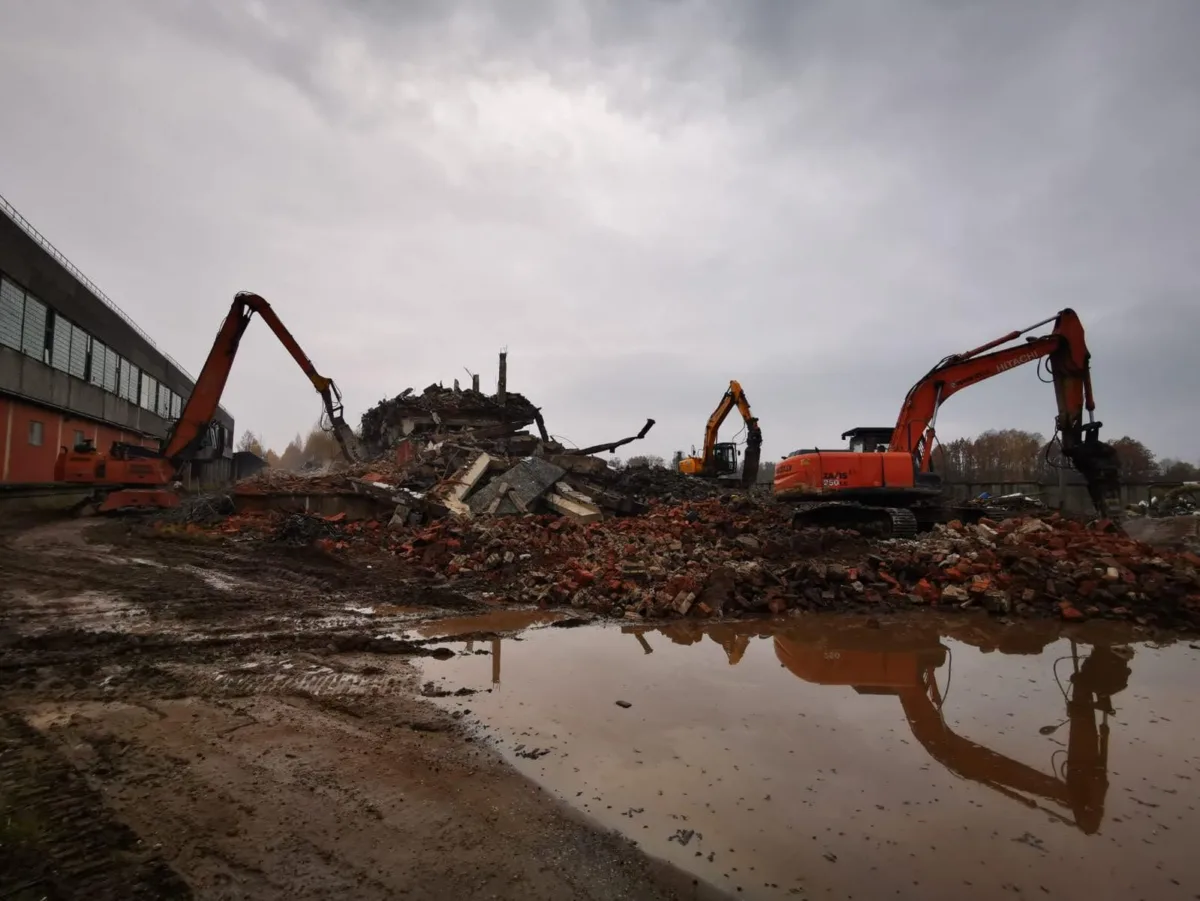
469,457 -> 565,515
544,488 -> 603,522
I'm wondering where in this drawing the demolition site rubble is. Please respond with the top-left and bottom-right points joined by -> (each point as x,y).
183,502 -> 1200,632
212,370 -> 1200,632
235,376 -> 677,525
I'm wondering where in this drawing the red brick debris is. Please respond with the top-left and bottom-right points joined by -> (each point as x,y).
202,501 -> 1200,631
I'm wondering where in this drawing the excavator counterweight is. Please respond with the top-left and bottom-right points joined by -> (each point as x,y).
679,380 -> 762,487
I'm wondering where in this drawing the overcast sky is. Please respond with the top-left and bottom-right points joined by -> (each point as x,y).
1,0 -> 1197,464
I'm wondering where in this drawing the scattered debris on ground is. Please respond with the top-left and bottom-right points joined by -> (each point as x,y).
1126,482 -> 1200,518
150,363 -> 1200,632
169,497 -> 1200,631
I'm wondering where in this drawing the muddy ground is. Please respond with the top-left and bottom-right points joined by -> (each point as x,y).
0,518 -> 721,900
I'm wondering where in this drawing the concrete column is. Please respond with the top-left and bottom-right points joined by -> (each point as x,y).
497,351 -> 507,405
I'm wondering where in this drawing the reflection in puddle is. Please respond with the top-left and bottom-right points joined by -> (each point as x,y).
419,616 -> 1199,899
412,608 -> 569,639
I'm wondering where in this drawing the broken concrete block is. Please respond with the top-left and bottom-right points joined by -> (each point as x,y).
941,584 -> 970,603
545,454 -> 610,478
469,457 -> 566,515
389,502 -> 411,529
544,487 -> 603,523
449,453 -> 492,502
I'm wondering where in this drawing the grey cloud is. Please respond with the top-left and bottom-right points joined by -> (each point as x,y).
0,0 -> 1196,463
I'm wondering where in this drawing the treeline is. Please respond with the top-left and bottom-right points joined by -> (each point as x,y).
937,429 -> 1197,482
237,423 -> 343,470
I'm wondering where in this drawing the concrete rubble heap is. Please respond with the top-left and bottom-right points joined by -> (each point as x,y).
233,377 -> 684,523
359,383 -> 544,453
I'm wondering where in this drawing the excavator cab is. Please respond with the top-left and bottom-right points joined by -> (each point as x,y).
841,427 -> 894,454
711,442 -> 740,476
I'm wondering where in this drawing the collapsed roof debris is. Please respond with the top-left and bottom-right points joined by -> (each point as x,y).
360,383 -> 546,453
235,353 -> 678,524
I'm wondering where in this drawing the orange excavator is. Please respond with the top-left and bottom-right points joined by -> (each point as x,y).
55,292 -> 360,512
678,380 -> 762,487
773,309 -> 1122,535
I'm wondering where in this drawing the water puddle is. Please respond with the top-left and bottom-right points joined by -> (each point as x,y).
418,614 -> 1200,900
411,608 -> 571,639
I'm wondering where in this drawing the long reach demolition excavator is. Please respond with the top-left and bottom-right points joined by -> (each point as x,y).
678,380 -> 762,487
54,292 -> 361,513
773,309 -> 1122,536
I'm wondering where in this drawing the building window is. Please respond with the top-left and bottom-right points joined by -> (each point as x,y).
88,340 -> 106,386
141,373 -> 157,411
28,420 -> 43,446
20,294 -> 46,361
68,324 -> 88,378
50,311 -> 71,371
74,429 -> 86,448
103,349 -> 118,393
0,277 -> 23,350
171,393 -> 182,419
120,360 -> 138,403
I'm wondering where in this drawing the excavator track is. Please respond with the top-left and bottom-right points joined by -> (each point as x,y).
790,502 -> 918,538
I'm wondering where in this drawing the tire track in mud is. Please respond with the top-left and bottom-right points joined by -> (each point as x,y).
193,667 -> 374,698
0,712 -> 192,900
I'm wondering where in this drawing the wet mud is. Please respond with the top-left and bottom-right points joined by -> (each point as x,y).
0,520 -> 717,900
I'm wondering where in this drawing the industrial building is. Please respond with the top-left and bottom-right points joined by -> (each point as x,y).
0,195 -> 233,488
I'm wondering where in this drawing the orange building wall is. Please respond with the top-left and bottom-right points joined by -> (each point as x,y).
0,396 -> 162,483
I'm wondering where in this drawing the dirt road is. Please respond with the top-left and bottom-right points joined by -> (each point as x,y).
0,519 -> 716,900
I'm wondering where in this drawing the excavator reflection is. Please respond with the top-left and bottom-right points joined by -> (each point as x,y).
623,619 -> 1132,835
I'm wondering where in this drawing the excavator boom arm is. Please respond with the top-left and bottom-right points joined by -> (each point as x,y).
162,292 -> 360,467
889,308 -> 1120,516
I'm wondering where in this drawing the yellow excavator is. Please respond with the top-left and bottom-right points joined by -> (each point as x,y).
678,380 -> 762,487
626,620 -> 1130,835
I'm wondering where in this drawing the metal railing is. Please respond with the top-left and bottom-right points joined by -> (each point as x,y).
0,191 -> 197,383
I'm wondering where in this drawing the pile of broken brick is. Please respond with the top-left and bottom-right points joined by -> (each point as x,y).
381,504 -> 1200,629
209,499 -> 1196,630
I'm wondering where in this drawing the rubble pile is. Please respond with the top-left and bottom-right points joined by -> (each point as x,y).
234,375 -> 680,522
865,516 -> 1200,627
221,502 -> 1197,629
207,363 -> 1200,631
385,507 -> 1198,627
609,464 -> 738,503
360,384 -> 543,452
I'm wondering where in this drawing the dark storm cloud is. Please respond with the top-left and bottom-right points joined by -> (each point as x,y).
0,0 -> 1196,461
